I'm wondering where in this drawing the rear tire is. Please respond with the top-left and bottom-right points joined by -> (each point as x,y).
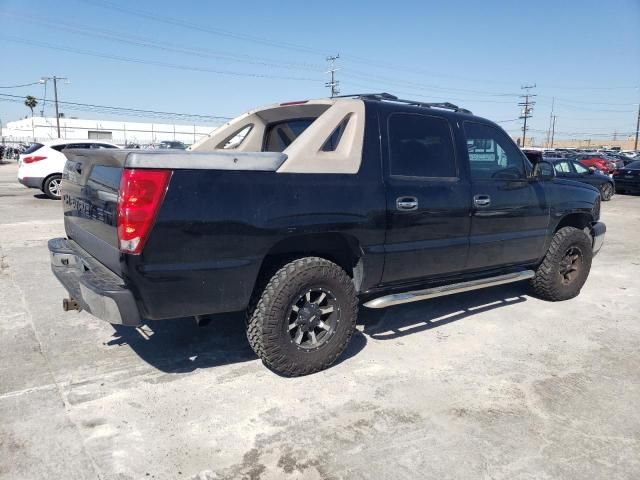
531,227 -> 593,301
600,183 -> 614,201
43,174 -> 62,200
246,257 -> 358,376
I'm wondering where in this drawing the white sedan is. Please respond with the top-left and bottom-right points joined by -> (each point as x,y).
18,140 -> 120,199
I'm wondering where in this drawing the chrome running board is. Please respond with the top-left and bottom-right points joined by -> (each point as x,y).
363,270 -> 535,309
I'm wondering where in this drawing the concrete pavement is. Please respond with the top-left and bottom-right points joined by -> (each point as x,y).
0,160 -> 638,479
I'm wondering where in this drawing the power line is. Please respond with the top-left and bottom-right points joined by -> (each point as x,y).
0,93 -> 232,122
0,36 -> 323,83
0,82 -> 42,89
0,11 -> 324,73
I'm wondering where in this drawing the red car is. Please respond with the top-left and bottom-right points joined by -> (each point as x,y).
575,154 -> 617,174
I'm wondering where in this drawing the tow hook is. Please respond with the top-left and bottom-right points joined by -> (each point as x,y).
63,298 -> 81,311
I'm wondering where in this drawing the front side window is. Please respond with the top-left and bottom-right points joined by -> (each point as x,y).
264,118 -> 315,152
388,113 -> 457,178
555,161 -> 571,173
464,122 -> 525,180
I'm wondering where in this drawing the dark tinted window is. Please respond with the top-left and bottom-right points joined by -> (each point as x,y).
627,161 -> 640,169
91,143 -> 118,149
388,113 -> 457,178
23,143 -> 44,154
62,143 -> 93,150
264,118 -> 315,152
464,122 -> 525,180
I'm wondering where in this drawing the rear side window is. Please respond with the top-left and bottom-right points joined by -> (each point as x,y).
23,143 -> 44,154
464,122 -> 525,180
263,118 -> 315,152
388,113 -> 457,178
573,161 -> 589,174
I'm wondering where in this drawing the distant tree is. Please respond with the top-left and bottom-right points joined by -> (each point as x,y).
24,95 -> 38,116
24,96 -> 38,139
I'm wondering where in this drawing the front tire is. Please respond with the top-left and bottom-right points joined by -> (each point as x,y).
246,257 -> 358,376
43,174 -> 62,200
600,183 -> 614,201
531,226 -> 593,301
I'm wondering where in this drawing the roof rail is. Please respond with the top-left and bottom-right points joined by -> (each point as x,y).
338,92 -> 472,114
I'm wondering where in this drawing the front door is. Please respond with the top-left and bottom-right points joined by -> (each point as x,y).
464,122 -> 549,270
382,112 -> 471,284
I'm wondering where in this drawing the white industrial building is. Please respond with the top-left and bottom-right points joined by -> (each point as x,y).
1,116 -> 218,146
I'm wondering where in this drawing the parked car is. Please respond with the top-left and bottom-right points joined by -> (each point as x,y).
613,160 -> 640,194
18,140 -> 120,199
158,140 -> 187,150
551,159 -> 615,201
575,154 -> 617,174
48,93 -> 606,376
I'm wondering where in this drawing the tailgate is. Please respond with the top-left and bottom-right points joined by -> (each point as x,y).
62,149 -> 129,275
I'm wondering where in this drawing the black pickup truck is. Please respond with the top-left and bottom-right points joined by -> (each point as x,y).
49,93 -> 605,376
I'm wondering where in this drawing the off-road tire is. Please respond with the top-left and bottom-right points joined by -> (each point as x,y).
600,183 -> 614,201
43,174 -> 62,200
531,226 -> 593,301
246,257 -> 358,376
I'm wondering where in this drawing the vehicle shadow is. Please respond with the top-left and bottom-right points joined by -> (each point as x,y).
33,193 -> 55,200
107,311 -> 367,374
108,312 -> 255,373
106,284 -> 525,374
359,283 -> 529,340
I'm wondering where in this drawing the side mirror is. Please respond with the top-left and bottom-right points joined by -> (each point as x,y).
532,160 -> 556,180
588,166 -> 596,174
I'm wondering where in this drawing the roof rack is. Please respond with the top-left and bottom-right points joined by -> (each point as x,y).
338,92 -> 472,115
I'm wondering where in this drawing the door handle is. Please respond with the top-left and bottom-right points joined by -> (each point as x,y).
396,196 -> 418,211
473,194 -> 491,207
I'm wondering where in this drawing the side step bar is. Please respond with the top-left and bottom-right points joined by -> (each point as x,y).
364,270 -> 535,309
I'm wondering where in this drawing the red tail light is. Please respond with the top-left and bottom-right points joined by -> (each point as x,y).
613,170 -> 620,177
117,169 -> 172,254
23,155 -> 47,163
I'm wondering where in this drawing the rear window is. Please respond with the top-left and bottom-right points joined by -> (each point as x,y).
23,143 -> 44,154
263,118 -> 315,152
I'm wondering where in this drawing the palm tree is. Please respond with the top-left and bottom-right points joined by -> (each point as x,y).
24,95 -> 38,139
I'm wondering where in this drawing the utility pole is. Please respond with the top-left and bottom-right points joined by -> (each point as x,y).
325,54 -> 340,98
634,103 -> 639,151
519,84 -> 536,148
550,115 -> 557,148
546,97 -> 554,148
41,76 -> 68,138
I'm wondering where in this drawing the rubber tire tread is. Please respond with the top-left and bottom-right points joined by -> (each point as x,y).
530,226 -> 593,301
246,257 -> 358,376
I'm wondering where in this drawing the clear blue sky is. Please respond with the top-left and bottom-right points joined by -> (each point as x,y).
0,0 -> 638,142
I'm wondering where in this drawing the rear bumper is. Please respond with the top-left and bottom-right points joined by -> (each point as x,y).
48,237 -> 142,326
591,222 -> 606,256
18,176 -> 44,189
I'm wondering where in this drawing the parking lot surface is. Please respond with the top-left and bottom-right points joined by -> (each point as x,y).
1,160 -> 639,480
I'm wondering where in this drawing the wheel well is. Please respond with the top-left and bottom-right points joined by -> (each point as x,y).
555,213 -> 592,232
257,233 -> 363,289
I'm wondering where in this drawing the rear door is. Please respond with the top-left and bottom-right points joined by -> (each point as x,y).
464,122 -> 549,270
381,112 -> 471,284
